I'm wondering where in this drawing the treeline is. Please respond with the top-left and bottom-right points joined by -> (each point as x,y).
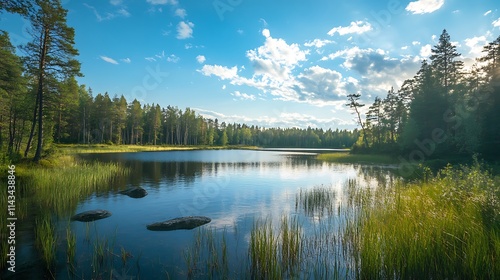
0,1 -> 357,161
347,30 -> 500,160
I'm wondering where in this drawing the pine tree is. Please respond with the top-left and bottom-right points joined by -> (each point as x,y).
22,0 -> 81,161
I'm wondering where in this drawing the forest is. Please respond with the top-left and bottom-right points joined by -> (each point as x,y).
0,1 -> 358,163
347,30 -> 500,161
1,0 -> 500,163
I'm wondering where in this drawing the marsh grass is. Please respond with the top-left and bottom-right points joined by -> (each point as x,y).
296,186 -> 337,218
23,155 -> 129,217
317,152 -> 397,165
35,214 -> 56,268
347,161 -> 500,279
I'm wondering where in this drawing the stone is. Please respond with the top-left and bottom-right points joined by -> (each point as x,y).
71,209 -> 112,222
147,216 -> 211,231
120,187 -> 148,198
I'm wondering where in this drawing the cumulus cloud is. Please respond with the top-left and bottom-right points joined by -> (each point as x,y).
196,55 -> 206,64
405,0 -> 445,14
419,44 -> 432,57
327,21 -> 372,36
464,36 -> 488,57
199,65 -> 239,80
177,21 -> 194,39
100,55 -> 119,64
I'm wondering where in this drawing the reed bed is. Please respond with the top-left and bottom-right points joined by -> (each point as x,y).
347,161 -> 500,279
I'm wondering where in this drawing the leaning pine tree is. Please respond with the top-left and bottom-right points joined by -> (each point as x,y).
22,0 -> 81,162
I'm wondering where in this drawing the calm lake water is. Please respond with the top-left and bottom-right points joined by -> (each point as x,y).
6,149 -> 397,279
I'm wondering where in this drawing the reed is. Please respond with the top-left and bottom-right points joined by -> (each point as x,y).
317,152 -> 397,165
34,214 -> 56,268
347,161 -> 500,279
296,186 -> 337,218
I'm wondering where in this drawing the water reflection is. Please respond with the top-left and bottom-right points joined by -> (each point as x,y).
54,150 -> 398,279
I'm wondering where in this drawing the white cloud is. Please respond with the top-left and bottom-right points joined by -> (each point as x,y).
117,8 -> 130,17
177,21 -> 194,39
304,39 -> 334,48
401,46 -> 408,50
259,18 -> 268,26
327,21 -> 372,36
231,91 -> 256,101
246,29 -> 309,80
412,41 -> 421,46
146,0 -> 178,5
100,56 -> 119,65
167,54 -> 180,63
121,58 -> 131,63
405,0 -> 445,14
84,3 -> 129,21
110,0 -> 122,5
493,18 -> 500,27
419,44 -> 432,57
199,65 -> 239,80
484,10 -> 492,16
196,55 -> 206,64
464,36 -> 488,57
192,108 -> 352,129
175,8 -> 187,18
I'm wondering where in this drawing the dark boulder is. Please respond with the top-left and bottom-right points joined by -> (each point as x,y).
147,216 -> 211,231
120,187 -> 148,198
71,209 -> 112,222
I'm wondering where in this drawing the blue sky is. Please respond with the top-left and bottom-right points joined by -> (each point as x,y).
2,0 -> 500,129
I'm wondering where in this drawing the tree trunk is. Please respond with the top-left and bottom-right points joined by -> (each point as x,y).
33,27 -> 49,162
24,91 -> 39,157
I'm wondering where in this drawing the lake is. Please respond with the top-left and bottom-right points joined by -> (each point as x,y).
6,149 -> 397,279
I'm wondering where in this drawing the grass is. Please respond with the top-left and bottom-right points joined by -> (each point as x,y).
0,153 -> 129,272
296,185 -> 337,218
21,154 -> 129,217
35,214 -> 57,268
317,152 -> 398,165
347,161 -> 500,279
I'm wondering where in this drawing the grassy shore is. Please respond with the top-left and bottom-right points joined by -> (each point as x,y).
317,152 -> 398,165
56,144 -> 259,154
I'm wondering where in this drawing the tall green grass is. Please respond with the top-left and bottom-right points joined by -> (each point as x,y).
317,152 -> 397,165
23,155 -> 129,217
347,161 -> 500,279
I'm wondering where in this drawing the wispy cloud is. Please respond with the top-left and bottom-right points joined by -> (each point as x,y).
146,0 -> 178,5
484,10 -> 492,16
405,0 -> 445,15
231,91 -> 256,101
327,21 -> 372,36
177,21 -> 194,39
100,56 -> 119,65
84,3 -> 130,21
175,8 -> 187,18
120,58 -> 131,63
304,39 -> 334,48
493,18 -> 500,28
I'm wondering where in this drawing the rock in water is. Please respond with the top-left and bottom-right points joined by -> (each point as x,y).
71,210 -> 112,222
147,216 -> 211,231
120,187 -> 148,198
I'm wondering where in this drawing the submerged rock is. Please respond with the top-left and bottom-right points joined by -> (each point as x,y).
71,210 -> 112,222
120,187 -> 148,198
147,216 -> 211,231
